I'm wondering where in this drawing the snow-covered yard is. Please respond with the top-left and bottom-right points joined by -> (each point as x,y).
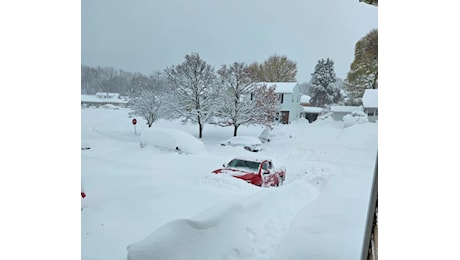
81,107 -> 377,260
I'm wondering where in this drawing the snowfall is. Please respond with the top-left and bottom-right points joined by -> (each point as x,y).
81,105 -> 378,260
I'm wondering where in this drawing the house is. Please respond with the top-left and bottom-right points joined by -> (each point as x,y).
254,82 -> 303,124
81,92 -> 128,108
330,105 -> 363,121
362,89 -> 378,122
299,95 -> 323,123
95,92 -> 120,99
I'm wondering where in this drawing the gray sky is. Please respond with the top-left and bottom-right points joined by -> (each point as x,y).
81,0 -> 377,82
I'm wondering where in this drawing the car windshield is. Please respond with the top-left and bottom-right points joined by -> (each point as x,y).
227,159 -> 260,171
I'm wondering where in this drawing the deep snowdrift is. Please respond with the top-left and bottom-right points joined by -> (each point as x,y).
81,107 -> 377,260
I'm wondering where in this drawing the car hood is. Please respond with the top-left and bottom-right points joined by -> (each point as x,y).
212,167 -> 258,176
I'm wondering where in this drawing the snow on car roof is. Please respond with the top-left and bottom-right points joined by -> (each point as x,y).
231,154 -> 274,163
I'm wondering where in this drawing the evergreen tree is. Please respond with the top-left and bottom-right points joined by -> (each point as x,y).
309,58 -> 342,107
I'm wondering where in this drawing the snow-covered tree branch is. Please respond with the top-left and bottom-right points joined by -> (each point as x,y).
164,53 -> 218,138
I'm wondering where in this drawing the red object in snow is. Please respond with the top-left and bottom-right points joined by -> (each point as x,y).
81,192 -> 86,198
132,118 -> 137,125
212,157 -> 286,187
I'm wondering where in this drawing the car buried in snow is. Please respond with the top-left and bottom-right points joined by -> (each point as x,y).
212,156 -> 286,187
220,136 -> 263,152
139,127 -> 206,154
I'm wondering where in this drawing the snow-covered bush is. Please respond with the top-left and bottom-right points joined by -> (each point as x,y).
343,111 -> 368,128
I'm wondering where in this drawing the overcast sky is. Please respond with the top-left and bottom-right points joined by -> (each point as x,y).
81,0 -> 377,82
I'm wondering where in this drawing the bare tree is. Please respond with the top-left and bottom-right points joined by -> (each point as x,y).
128,89 -> 162,127
81,65 -> 99,94
164,53 -> 218,138
252,84 -> 279,127
94,67 -> 119,97
127,73 -> 155,127
217,62 -> 258,136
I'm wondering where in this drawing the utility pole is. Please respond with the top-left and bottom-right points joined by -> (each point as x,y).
156,71 -> 161,87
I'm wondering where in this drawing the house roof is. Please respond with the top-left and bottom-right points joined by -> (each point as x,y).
255,82 -> 298,94
300,95 -> 311,103
95,92 -> 120,97
303,107 -> 323,113
362,89 -> 378,108
330,105 -> 363,112
81,94 -> 128,104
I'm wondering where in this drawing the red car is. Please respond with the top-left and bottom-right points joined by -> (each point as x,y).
212,157 -> 286,187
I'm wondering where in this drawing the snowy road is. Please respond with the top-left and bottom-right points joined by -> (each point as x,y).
81,108 -> 377,260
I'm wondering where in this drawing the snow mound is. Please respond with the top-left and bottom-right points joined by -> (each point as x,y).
200,173 -> 260,192
100,104 -> 120,110
139,127 -> 206,154
343,111 -> 369,128
126,210 -> 253,260
127,176 -> 320,260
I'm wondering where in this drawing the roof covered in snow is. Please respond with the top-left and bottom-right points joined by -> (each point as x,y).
362,89 -> 378,108
254,82 -> 298,93
330,105 -> 363,113
302,106 -> 323,113
81,94 -> 128,104
95,92 -> 120,98
300,95 -> 311,103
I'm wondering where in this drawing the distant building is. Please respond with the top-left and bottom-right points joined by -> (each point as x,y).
330,105 -> 363,121
362,89 -> 378,122
299,95 -> 323,123
81,93 -> 128,108
254,82 -> 303,124
95,92 -> 120,99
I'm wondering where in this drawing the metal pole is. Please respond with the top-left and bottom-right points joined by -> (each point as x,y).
361,152 -> 378,260
156,72 -> 160,87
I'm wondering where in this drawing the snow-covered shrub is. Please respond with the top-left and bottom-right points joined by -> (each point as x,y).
343,111 -> 368,128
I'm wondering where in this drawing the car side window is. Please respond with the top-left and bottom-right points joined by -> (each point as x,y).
268,162 -> 273,169
262,162 -> 268,170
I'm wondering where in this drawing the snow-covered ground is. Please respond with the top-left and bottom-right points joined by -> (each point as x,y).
81,107 -> 377,260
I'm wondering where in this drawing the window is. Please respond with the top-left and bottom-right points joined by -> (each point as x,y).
279,94 -> 284,103
262,162 -> 268,170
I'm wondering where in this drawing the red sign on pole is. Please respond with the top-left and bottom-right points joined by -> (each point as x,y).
132,118 -> 137,135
